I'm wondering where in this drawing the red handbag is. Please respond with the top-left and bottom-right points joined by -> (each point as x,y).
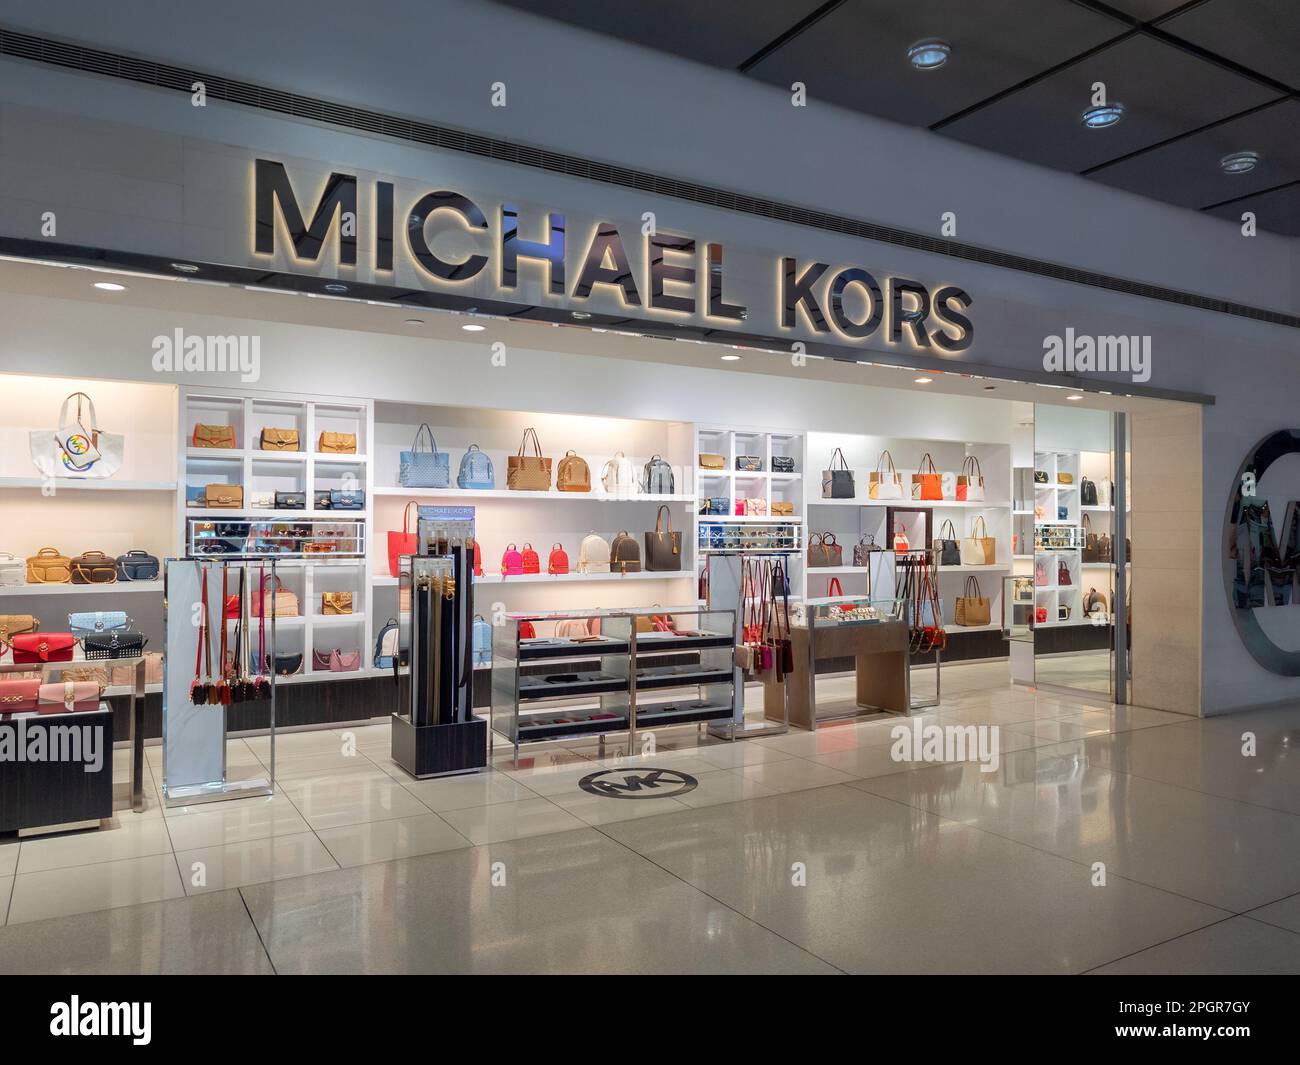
0,679 -> 40,711
12,632 -> 76,663
519,620 -> 537,638
520,543 -> 540,574
38,680 -> 102,713
388,502 -> 419,579
547,543 -> 569,574
473,539 -> 482,577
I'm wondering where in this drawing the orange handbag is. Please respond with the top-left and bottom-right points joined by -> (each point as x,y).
912,452 -> 942,501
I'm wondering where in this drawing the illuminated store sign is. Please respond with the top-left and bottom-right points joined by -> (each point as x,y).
252,159 -> 973,351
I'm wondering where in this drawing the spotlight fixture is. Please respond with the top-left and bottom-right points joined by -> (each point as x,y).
914,376 -> 933,384
1081,103 -> 1124,129
1066,394 -> 1083,401
907,39 -> 951,70
571,311 -> 592,320
403,318 -> 424,326
92,281 -> 126,291
461,323 -> 486,332
720,354 -> 742,362
1220,150 -> 1260,175
170,262 -> 200,274
323,282 -> 348,294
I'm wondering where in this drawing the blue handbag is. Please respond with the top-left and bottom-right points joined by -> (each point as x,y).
472,615 -> 493,666
329,489 -> 365,510
69,610 -> 130,636
400,424 -> 450,488
457,444 -> 495,489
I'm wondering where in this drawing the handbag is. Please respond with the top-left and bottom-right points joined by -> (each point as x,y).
743,498 -> 767,516
736,455 -> 763,472
601,451 -> 637,495
472,616 -> 492,665
26,547 -> 72,583
1035,559 -> 1049,586
400,423 -> 451,488
69,610 -> 129,636
274,491 -> 305,510
507,428 -> 552,491
771,456 -> 795,473
869,450 -> 903,500
1057,472 -> 1074,485
1081,477 -> 1098,506
314,490 -> 332,510
807,532 -> 843,568
955,576 -> 991,627
0,679 -> 40,711
30,391 -> 124,479
771,501 -> 795,516
329,649 -> 362,672
579,533 -> 611,573
1084,587 -> 1109,617
642,455 -> 675,495
547,543 -> 569,574
936,520 -> 961,566
1034,470 -> 1049,484
251,575 -> 299,617
193,424 -> 236,449
322,591 -> 353,615
912,452 -> 942,501
644,504 -> 682,571
1058,560 -> 1072,586
698,453 -> 725,469
83,632 -> 148,659
555,619 -> 590,639
501,544 -> 524,576
318,431 -> 356,454
556,450 -> 591,492
957,456 -> 985,502
0,552 -> 25,587
852,535 -> 881,567
37,680 -> 102,713
329,490 -> 364,510
520,544 -> 541,574
116,550 -> 160,581
312,649 -> 332,671
206,484 -> 244,508
821,448 -> 854,499
702,497 -> 729,515
457,444 -> 495,489
0,614 -> 37,641
893,529 -> 910,552
388,502 -> 419,578
259,427 -> 300,452
610,531 -> 642,573
111,651 -> 164,686
960,516 -> 996,566
264,653 -> 304,677
71,550 -> 118,584
12,633 -> 76,663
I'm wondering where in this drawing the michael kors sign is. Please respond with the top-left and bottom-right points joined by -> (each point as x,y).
252,158 -> 973,351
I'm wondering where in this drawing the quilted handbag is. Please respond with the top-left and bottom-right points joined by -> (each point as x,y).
506,428 -> 551,491
0,614 -> 37,641
329,490 -> 364,510
0,553 -> 25,587
0,679 -> 40,711
556,451 -> 591,492
400,423 -> 450,488
314,490 -> 332,510
71,551 -> 118,584
822,448 -> 854,499
274,491 -> 306,510
329,649 -> 362,672
520,544 -> 541,574
37,680 -> 103,713
206,484 -> 244,509
547,543 -> 569,574
116,550 -> 160,581
912,452 -> 942,501
701,497 -> 729,515
456,444 -> 495,489
26,547 -> 72,583
318,431 -> 356,454
644,504 -> 682,571
736,455 -> 763,472
501,544 -> 524,576
321,592 -> 353,615
771,456 -> 795,473
642,455 -> 675,495
192,424 -> 236,449
610,531 -> 642,573
83,632 -> 147,659
13,632 -> 76,663
69,610 -> 129,636
807,533 -> 843,568
259,427 -> 299,452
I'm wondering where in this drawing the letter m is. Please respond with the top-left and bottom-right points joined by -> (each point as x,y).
254,159 -> 357,264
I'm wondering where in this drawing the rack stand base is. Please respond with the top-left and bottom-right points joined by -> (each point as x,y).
391,714 -> 487,779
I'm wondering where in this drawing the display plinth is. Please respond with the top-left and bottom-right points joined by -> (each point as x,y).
390,714 -> 487,779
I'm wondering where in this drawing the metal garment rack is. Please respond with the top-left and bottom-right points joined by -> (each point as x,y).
895,548 -> 943,710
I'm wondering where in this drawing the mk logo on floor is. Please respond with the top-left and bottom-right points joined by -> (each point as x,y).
49,997 -> 151,1045
578,767 -> 699,799
890,721 -> 1001,773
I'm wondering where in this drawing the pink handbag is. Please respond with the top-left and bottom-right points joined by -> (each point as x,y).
329,649 -> 361,672
0,678 -> 40,711
37,680 -> 103,712
501,543 -> 524,575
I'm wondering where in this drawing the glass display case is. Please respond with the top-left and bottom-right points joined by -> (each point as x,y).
796,595 -> 904,627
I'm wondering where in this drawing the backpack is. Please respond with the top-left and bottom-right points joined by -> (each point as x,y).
601,452 -> 636,496
547,542 -> 569,574
556,450 -> 591,492
373,617 -> 407,669
457,444 -> 495,489
610,531 -> 642,573
642,454 -> 675,495
520,543 -> 540,574
579,533 -> 611,573
472,615 -> 492,666
501,543 -> 524,575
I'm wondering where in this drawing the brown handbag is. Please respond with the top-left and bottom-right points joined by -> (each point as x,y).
771,501 -> 795,516
506,428 -> 552,490
26,547 -> 72,583
644,504 -> 682,571
955,576 -> 991,627
698,453 -> 726,469
0,614 -> 38,640
205,484 -> 244,508
807,532 -> 843,568
318,431 -> 356,454
260,427 -> 300,452
192,424 -> 236,449
71,551 -> 118,584
556,450 -> 591,492
610,531 -> 642,573
321,591 -> 354,615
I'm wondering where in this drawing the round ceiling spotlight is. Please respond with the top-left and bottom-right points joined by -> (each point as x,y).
914,376 -> 933,385
461,323 -> 486,332
720,354 -> 742,362
323,282 -> 348,294
403,318 -> 424,326
1220,150 -> 1260,175
571,311 -> 593,321
1081,103 -> 1125,129
92,281 -> 126,291
1067,394 -> 1084,402
907,39 -> 951,70
170,262 -> 200,274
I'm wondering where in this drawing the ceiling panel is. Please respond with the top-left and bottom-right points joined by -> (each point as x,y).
1089,98 -> 1300,207
1203,180 -> 1300,237
746,0 -> 1126,128
493,0 -> 821,68
939,34 -> 1281,173
1102,0 -> 1199,20
1161,0 -> 1300,88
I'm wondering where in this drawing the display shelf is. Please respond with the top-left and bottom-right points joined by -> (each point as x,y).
0,477 -> 178,492
0,579 -> 164,597
372,486 -> 693,502
806,498 -> 1000,508
184,508 -> 341,519
936,564 -> 1011,573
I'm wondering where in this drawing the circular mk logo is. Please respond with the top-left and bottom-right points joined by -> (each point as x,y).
578,767 -> 699,799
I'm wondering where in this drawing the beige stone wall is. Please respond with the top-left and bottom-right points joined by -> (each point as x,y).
1130,405 -> 1203,715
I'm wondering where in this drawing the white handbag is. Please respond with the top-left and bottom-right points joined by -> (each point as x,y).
579,532 -> 611,573
30,391 -> 124,479
0,553 -> 25,587
960,516 -> 997,566
600,452 -> 637,496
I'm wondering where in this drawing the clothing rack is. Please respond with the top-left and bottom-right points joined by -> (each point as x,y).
894,548 -> 944,709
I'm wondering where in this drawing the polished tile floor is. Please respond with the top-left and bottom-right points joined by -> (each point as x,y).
2,661 -> 1300,973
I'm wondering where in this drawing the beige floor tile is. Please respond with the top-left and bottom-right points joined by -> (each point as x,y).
175,832 -> 338,894
550,792 -> 691,826
163,794 -> 311,851
17,817 -> 174,874
317,814 -> 470,868
673,767 -> 782,808
7,854 -> 185,924
279,772 -> 431,830
0,877 -> 11,925
439,797 -> 586,845
0,841 -> 18,878
403,769 -> 537,811
738,757 -> 858,793
689,739 -> 796,769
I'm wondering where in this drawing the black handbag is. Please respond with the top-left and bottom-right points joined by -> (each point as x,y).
822,448 -> 854,499
937,520 -> 961,567
329,490 -> 364,510
735,455 -> 763,472
314,490 -> 332,510
262,653 -> 303,676
772,456 -> 795,473
1034,470 -> 1049,484
275,491 -> 306,510
1081,478 -> 1098,506
83,632 -> 148,660
644,504 -> 682,571
116,550 -> 160,581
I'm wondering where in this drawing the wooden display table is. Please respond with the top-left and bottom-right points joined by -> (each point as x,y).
764,617 -> 911,730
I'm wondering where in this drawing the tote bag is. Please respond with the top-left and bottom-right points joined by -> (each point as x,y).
954,576 -> 991,627
911,452 -> 942,501
960,516 -> 996,566
869,450 -> 903,500
387,502 -> 419,578
821,448 -> 854,499
30,391 -> 124,479
507,428 -> 552,490
957,456 -> 985,502
936,520 -> 961,567
399,424 -> 449,488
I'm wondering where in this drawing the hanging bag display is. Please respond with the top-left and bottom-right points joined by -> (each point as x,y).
955,576 -> 991,627
507,427 -> 552,490
30,391 -> 124,479
807,532 -> 843,568
644,504 -> 682,571
556,450 -> 591,492
960,516 -> 997,566
957,456 -> 985,502
869,450 -> 903,500
400,423 -> 450,488
936,520 -> 961,566
821,448 -> 855,499
912,452 -> 942,501
456,444 -> 495,489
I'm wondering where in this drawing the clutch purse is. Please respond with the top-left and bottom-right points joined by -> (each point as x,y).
12,632 -> 76,663
321,591 -> 353,615
0,679 -> 40,711
37,680 -> 103,713
260,428 -> 300,451
83,632 -> 148,660
205,484 -> 244,508
275,491 -> 306,510
319,431 -> 356,454
192,424 -> 236,449
698,453 -> 725,469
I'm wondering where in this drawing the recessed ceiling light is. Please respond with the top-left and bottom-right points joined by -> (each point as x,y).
93,281 -> 126,291
1220,150 -> 1260,175
571,311 -> 592,321
403,318 -> 424,326
1081,103 -> 1124,129
461,323 -> 486,332
907,39 -> 951,70
170,262 -> 199,274
983,385 -> 996,391
914,376 -> 933,384
720,354 -> 742,362
1067,394 -> 1083,401
323,282 -> 348,294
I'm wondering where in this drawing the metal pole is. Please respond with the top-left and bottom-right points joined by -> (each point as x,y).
1113,413 -> 1129,706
